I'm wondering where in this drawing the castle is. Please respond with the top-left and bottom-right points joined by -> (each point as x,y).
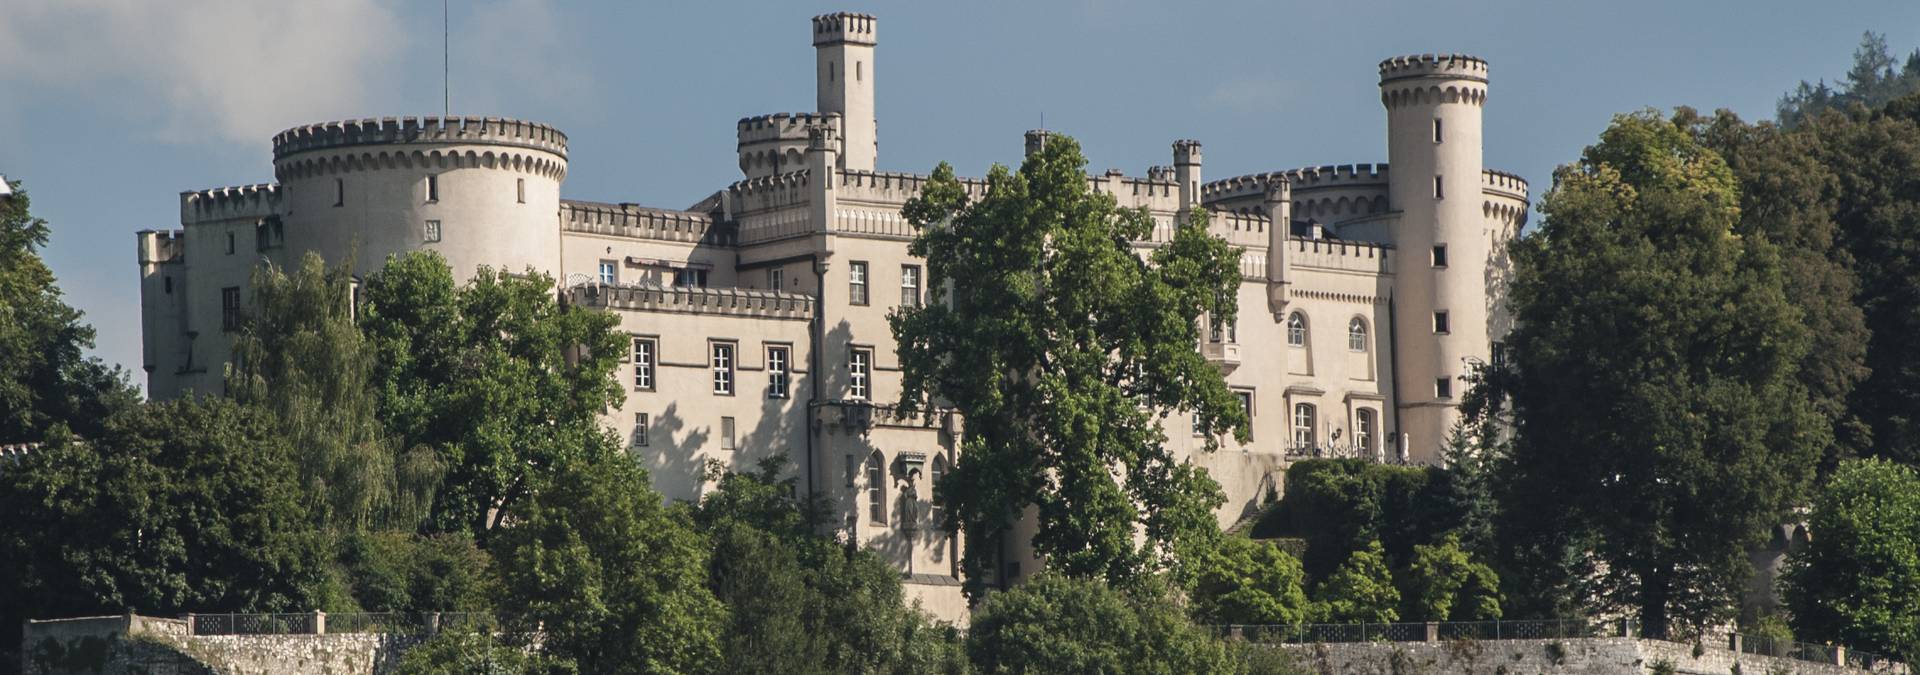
135,12 -> 1526,621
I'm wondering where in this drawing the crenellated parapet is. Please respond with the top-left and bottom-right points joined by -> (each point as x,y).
738,112 -> 840,178
1379,54 -> 1488,108
836,169 -> 990,206
272,116 -> 567,160
568,283 -> 814,321
138,229 -> 186,265
1481,169 -> 1528,200
562,200 -> 733,246
1288,237 -> 1394,274
180,183 -> 281,224
812,12 -> 876,46
273,145 -> 565,182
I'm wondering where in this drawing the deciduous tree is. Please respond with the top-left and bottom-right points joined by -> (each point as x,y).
1782,459 -> 1920,661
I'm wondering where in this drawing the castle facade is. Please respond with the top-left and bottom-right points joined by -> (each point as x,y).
135,12 -> 1526,621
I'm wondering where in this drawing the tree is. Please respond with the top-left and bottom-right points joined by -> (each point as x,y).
1779,32 -> 1920,127
1489,111 -> 1823,637
361,252 -> 625,538
1401,534 -> 1501,622
391,629 -> 557,675
1187,535 -> 1312,626
965,572 -> 1234,675
334,531 -> 495,613
1782,459 -> 1920,660
891,136 -> 1248,596
0,398 -> 335,664
1258,459 -> 1453,578
0,177 -> 136,443
1313,541 -> 1399,624
492,442 -> 725,675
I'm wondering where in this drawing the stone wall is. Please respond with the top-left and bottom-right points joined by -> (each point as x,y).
1276,637 -> 1907,675
21,615 -> 420,675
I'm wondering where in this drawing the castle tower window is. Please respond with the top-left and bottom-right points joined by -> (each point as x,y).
1431,244 -> 1448,268
1237,390 -> 1255,440
849,261 -> 870,306
1436,377 -> 1454,399
426,174 -> 440,202
334,178 -> 344,207
1292,403 -> 1317,450
721,416 -> 736,451
674,268 -> 708,288
516,178 -> 525,204
1433,118 -> 1443,143
711,341 -> 736,395
1434,175 -> 1444,200
845,454 -> 856,488
164,276 -> 173,295
930,455 -> 948,526
767,345 -> 790,399
1193,412 -> 1205,438
225,232 -> 235,255
1348,318 -> 1369,352
632,413 -> 649,448
632,337 -> 656,391
424,220 -> 442,243
857,60 -> 863,82
598,260 -> 617,285
901,265 -> 921,308
1433,311 -> 1450,335
850,347 -> 872,400
769,268 -> 784,291
866,451 -> 886,525
1355,409 -> 1376,452
1287,312 -> 1308,347
220,287 -> 241,332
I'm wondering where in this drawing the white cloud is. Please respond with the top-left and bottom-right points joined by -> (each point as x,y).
0,0 -> 405,145
456,0 -> 593,116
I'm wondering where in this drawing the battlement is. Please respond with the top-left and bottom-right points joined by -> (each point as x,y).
568,283 -> 814,321
737,112 -> 841,144
738,113 -> 840,178
836,169 -> 991,206
138,229 -> 187,265
180,183 -> 282,224
1202,164 -> 1390,201
1174,139 -> 1203,165
1289,236 -> 1394,274
1481,169 -> 1529,199
1378,54 -> 1488,84
812,12 -> 877,46
561,200 -> 732,246
271,116 -> 567,161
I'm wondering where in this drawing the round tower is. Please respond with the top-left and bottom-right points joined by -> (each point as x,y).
1379,54 -> 1488,462
270,116 -> 568,282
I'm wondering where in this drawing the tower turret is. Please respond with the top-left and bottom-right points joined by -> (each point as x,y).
1379,54 -> 1488,463
813,12 -> 877,172
1264,179 -> 1292,312
1173,139 -> 1202,211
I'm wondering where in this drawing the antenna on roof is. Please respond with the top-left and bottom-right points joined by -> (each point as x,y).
443,0 -> 450,117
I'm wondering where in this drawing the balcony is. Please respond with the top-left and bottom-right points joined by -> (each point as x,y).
1202,341 -> 1242,373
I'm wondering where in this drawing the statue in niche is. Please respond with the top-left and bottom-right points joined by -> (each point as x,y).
897,467 -> 922,534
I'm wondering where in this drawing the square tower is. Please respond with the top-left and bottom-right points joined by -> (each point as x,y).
813,12 -> 877,172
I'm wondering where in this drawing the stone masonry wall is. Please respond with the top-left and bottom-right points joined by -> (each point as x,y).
1277,637 -> 1907,675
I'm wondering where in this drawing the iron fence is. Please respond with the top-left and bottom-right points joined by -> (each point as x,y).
189,613 -> 316,636
187,612 -> 503,636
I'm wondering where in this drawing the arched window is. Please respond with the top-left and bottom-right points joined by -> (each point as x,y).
1348,317 -> 1369,352
1355,409 -> 1376,453
1287,313 -> 1308,347
865,451 -> 886,525
929,455 -> 948,527
1293,403 -> 1316,449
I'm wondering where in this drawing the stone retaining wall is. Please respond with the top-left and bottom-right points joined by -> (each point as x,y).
1277,637 -> 1907,675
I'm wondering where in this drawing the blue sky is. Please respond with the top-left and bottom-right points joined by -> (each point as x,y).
3,0 -> 1917,384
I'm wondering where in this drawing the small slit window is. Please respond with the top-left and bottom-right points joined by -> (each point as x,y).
516,178 -> 525,204
426,174 -> 440,202
1434,311 -> 1450,334
334,178 -> 344,206
1434,175 -> 1444,200
1433,118 -> 1443,143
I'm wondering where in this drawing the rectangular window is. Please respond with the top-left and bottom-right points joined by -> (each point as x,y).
424,220 -> 442,243
225,231 -> 236,255
1208,316 -> 1223,343
767,345 -> 790,399
632,337 -> 655,390
845,453 -> 856,488
516,178 -> 525,204
632,412 -> 649,448
164,276 -> 173,295
1434,311 -> 1450,335
1492,340 -> 1508,368
426,174 -> 440,202
721,417 -> 736,451
1228,319 -> 1237,343
1293,403 -> 1317,449
1431,244 -> 1448,268
1436,377 -> 1454,399
768,268 -> 784,291
849,348 -> 872,400
1237,390 -> 1255,440
1434,175 -> 1444,200
599,260 -> 618,285
866,452 -> 885,524
335,178 -> 345,207
1356,409 -> 1375,452
1433,118 -> 1444,143
711,342 -> 736,395
220,286 -> 241,332
1193,412 -> 1205,437
674,268 -> 708,288
901,265 -> 921,308
849,261 -> 869,306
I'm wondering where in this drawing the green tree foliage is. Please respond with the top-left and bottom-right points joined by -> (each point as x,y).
0,178 -> 136,443
391,629 -> 558,675
493,443 -> 724,675
1313,541 -> 1399,623
1401,534 -> 1501,622
1782,459 -> 1920,660
691,458 -> 968,675
1257,459 -> 1454,578
1490,111 -> 1822,637
228,252 -> 427,531
1780,33 -> 1920,127
0,399 -> 333,661
965,572 -> 1234,675
890,136 -> 1247,595
361,252 -> 625,538
1187,535 -> 1312,626
335,531 -> 494,613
